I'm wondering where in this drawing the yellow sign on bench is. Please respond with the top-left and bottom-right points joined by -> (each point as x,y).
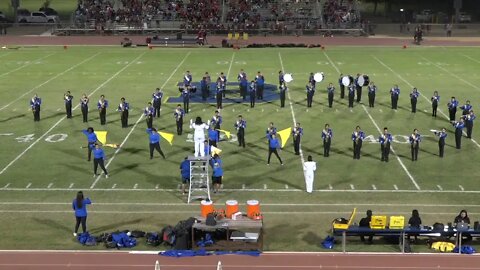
389,216 -> 405,229
370,215 -> 387,229
332,208 -> 357,230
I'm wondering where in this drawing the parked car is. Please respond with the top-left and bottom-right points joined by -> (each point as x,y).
18,11 -> 58,23
458,12 -> 472,23
415,10 -> 433,23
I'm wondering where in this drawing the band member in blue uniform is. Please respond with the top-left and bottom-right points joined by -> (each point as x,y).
200,76 -> 209,101
352,126 -> 365,159
211,110 -> 222,139
205,71 -> 212,97
238,69 -> 248,101
306,82 -> 315,108
309,72 -> 316,89
64,91 -> 73,119
267,134 -> 283,165
146,128 -> 165,159
180,157 -> 190,195
255,71 -> 265,100
181,86 -> 190,113
453,118 -> 465,149
92,144 -> 108,178
249,80 -> 256,108
464,110 -> 476,139
183,70 -> 192,87
234,115 -> 246,148
431,90 -> 440,117
208,125 -> 219,147
215,79 -> 224,109
152,88 -> 163,117
144,102 -> 155,129
278,70 -> 284,86
390,85 -> 400,110
410,87 -> 419,113
460,100 -> 472,116
409,128 -> 421,161
322,123 -> 333,157
279,82 -> 287,108
379,127 -> 393,162
339,74 -> 345,99
30,94 -> 42,121
292,123 -> 303,155
219,72 -> 227,98
117,97 -> 129,128
82,127 -> 97,161
266,122 -> 277,139
97,95 -> 108,125
348,82 -> 355,108
434,128 -> 447,157
367,81 -> 376,108
355,74 -> 362,103
448,96 -> 458,122
80,93 -> 89,123
210,154 -> 223,193
174,104 -> 185,135
327,83 -> 335,108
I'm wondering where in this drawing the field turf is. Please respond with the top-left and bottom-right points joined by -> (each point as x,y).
0,46 -> 480,251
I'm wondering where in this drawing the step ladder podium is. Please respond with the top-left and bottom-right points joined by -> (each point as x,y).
187,155 -> 211,203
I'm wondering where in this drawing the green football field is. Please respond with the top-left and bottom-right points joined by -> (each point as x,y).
0,46 -> 480,251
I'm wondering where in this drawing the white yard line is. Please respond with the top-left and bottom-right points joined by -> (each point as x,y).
226,52 -> 235,78
278,52 -> 306,169
373,55 -> 480,149
420,56 -> 479,91
460,53 -> 480,64
89,52 -> 192,188
0,53 -> 145,175
324,51 -> 420,190
0,52 -> 100,111
0,53 -> 55,79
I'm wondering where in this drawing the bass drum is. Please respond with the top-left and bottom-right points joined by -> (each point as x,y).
341,76 -> 350,87
357,75 -> 370,87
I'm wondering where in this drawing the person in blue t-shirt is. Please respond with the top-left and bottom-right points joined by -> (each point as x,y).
92,144 -> 108,178
72,191 -> 91,236
146,128 -> 166,159
180,157 -> 190,195
82,127 -> 98,161
267,134 -> 283,165
210,154 -> 223,193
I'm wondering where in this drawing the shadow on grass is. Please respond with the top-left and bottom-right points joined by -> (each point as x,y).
32,217 -> 71,233
0,114 -> 27,123
90,218 -> 147,234
302,231 -> 322,247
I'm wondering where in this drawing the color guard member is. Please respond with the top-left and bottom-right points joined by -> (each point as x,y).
448,96 -> 458,122
327,83 -> 335,108
97,95 -> 108,125
92,144 -> 108,178
379,127 -> 393,162
152,88 -> 163,118
144,102 -> 154,129
266,122 -> 277,139
292,123 -> 303,155
30,94 -> 42,122
80,93 -> 89,123
82,127 -> 97,161
234,115 -> 246,148
174,104 -> 185,135
146,128 -> 166,159
367,81 -> 377,108
322,124 -> 333,157
117,97 -> 129,128
64,91 -> 73,119
409,128 -> 421,161
352,126 -> 365,159
431,91 -> 440,117
390,85 -> 400,110
267,134 -> 283,165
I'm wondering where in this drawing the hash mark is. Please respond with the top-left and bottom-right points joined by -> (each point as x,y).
393,185 -> 399,190
26,183 -> 32,189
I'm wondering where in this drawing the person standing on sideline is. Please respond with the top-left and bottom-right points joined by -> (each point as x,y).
306,82 -> 315,108
249,80 -> 256,108
434,128 -> 447,157
453,118 -> 465,149
339,74 -> 345,99
144,102 -> 154,129
234,115 -> 246,148
64,91 -> 73,119
409,128 -> 421,161
410,87 -> 419,113
117,97 -> 129,128
303,155 -> 317,193
327,83 -> 335,108
146,128 -> 166,159
92,144 -> 108,178
322,123 -> 333,157
82,127 -> 98,161
208,125 -> 219,147
30,94 -> 42,122
379,127 -> 393,162
431,91 -> 440,117
448,96 -> 458,122
348,82 -> 355,108
292,123 -> 303,155
72,191 -> 91,236
97,95 -> 108,125
190,117 -> 209,157
460,100 -> 472,116
255,71 -> 265,100
210,154 -> 223,193
152,88 -> 163,118
182,86 -> 190,113
80,93 -> 89,123
352,126 -> 365,159
464,110 -> 476,139
174,104 -> 185,135
390,85 -> 400,110
355,73 -> 362,103
279,82 -> 287,108
180,157 -> 190,195
267,133 -> 283,165
367,82 -> 377,108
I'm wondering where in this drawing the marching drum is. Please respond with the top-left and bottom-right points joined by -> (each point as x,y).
200,200 -> 214,217
341,76 -> 351,87
313,72 -> 324,83
284,73 -> 293,83
225,200 -> 239,218
357,75 -> 370,87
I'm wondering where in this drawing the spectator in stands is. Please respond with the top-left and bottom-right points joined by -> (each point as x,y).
72,191 -> 92,237
407,209 -> 422,243
359,210 -> 373,244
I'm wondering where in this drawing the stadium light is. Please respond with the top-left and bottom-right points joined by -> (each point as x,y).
400,9 -> 404,12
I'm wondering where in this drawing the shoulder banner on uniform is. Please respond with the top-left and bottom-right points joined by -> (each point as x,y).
94,131 -> 107,145
277,127 -> 292,148
159,131 -> 174,145
217,129 -> 231,139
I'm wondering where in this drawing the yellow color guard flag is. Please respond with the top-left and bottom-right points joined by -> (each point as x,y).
277,127 -> 292,148
159,131 -> 174,145
94,131 -> 107,145
210,145 -> 222,156
217,129 -> 231,139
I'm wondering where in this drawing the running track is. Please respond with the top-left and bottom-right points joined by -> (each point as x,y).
1,251 -> 480,270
